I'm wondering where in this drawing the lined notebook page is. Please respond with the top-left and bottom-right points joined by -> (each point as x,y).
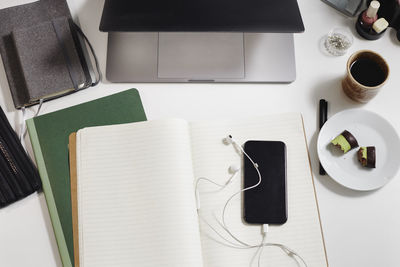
76,119 -> 203,267
189,113 -> 327,267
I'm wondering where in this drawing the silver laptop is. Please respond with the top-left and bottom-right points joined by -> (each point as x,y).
105,32 -> 296,83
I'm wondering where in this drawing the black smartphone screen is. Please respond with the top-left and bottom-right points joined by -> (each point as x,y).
243,140 -> 287,225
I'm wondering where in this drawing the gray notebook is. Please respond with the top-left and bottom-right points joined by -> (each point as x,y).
12,17 -> 87,103
0,0 -> 95,109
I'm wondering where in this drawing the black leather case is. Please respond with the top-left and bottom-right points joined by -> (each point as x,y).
0,106 -> 41,207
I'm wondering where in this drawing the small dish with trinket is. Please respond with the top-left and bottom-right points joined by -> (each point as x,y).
324,27 -> 354,56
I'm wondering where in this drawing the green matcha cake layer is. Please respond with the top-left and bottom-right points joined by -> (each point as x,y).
331,130 -> 358,153
358,146 -> 376,168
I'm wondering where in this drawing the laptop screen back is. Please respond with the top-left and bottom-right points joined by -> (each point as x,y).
100,0 -> 304,33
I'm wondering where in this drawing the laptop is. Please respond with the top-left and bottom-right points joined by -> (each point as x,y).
100,0 -> 304,83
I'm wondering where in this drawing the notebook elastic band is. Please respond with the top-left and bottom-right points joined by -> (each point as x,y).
70,21 -> 102,86
51,20 -> 80,91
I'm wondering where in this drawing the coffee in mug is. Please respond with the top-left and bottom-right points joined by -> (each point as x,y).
342,50 -> 389,103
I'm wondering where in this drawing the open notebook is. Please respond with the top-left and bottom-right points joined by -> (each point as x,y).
70,114 -> 328,267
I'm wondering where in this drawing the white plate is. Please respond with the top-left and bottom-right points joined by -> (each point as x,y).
317,109 -> 400,191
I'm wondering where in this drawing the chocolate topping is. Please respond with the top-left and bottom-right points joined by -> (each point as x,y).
341,130 -> 359,148
366,146 -> 376,168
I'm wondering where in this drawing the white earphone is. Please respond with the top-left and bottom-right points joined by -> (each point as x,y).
195,163 -> 241,210
225,164 -> 240,185
223,134 -> 235,145
222,135 -> 231,143
195,135 -> 307,267
228,164 -> 240,174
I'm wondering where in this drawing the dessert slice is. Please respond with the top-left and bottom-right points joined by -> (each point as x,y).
331,130 -> 359,153
358,146 -> 376,168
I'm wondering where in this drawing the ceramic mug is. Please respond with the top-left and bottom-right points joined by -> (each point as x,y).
342,50 -> 389,103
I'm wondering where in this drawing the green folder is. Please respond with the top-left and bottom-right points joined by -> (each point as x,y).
26,89 -> 147,267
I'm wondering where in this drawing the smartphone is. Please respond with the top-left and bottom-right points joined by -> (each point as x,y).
243,140 -> 287,225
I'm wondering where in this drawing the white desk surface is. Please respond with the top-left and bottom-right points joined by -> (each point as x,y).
1,0 -> 400,266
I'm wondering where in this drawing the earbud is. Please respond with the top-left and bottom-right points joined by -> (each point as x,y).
223,135 -> 241,185
223,135 -> 234,145
228,164 -> 240,174
224,135 -> 242,148
225,164 -> 240,185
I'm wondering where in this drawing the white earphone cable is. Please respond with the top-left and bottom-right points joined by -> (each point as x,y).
195,135 -> 308,267
220,135 -> 262,247
19,99 -> 44,150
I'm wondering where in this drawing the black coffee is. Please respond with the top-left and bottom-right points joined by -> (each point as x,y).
350,58 -> 386,87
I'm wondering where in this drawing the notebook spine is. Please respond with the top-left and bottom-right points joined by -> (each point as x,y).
7,33 -> 32,108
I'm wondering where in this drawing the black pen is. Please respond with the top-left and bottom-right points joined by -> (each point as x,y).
319,99 -> 328,175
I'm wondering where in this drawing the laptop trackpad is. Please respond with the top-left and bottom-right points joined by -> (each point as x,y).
158,32 -> 244,80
